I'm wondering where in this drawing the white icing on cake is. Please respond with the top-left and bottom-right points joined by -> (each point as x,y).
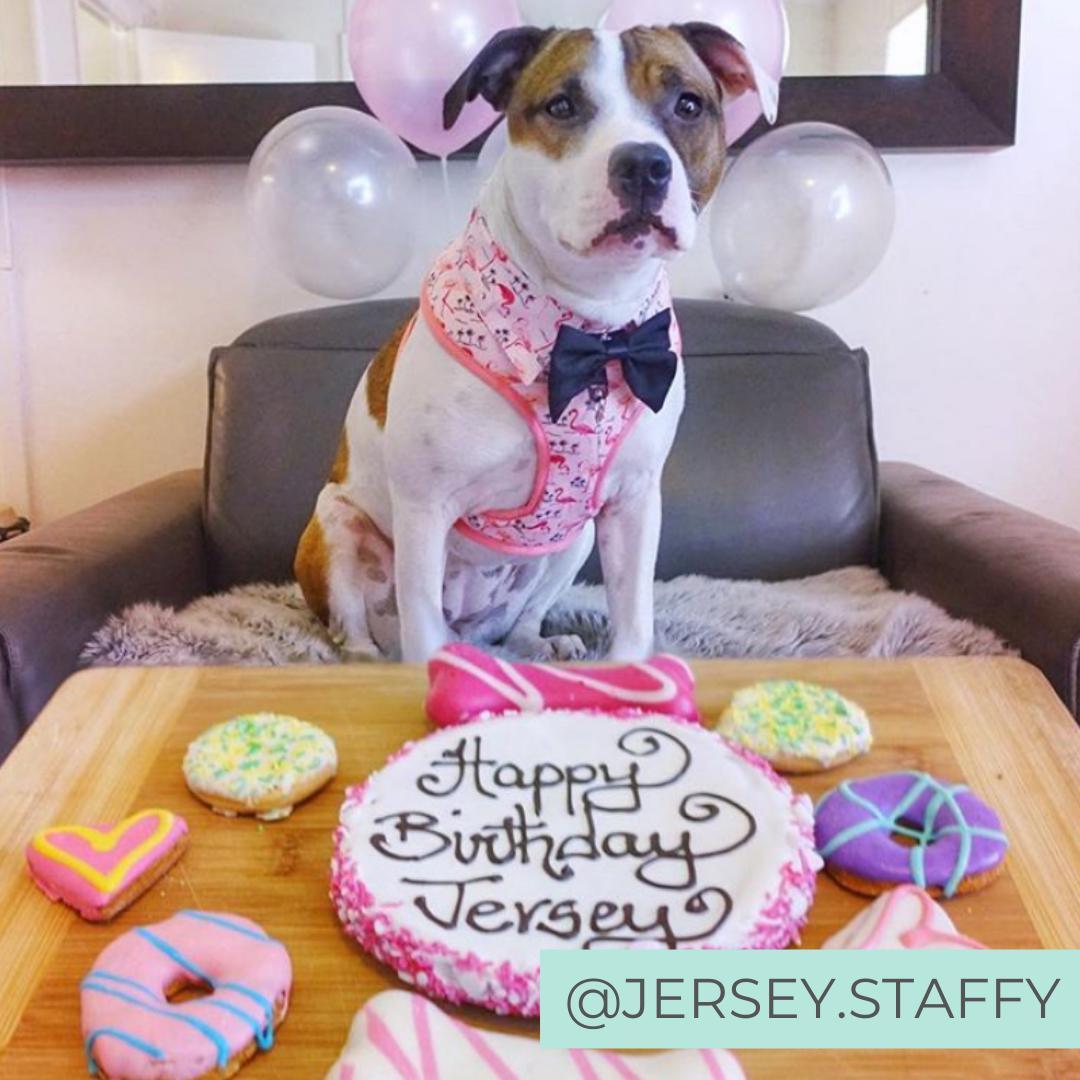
332,712 -> 820,1015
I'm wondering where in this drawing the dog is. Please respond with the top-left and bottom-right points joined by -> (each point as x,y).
295,22 -> 776,664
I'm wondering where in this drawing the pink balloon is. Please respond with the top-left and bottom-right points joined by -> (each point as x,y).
601,0 -> 787,144
349,0 -> 522,158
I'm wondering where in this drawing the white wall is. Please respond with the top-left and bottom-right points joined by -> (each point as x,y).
0,171 -> 30,517
832,0 -> 927,76
768,0 -> 929,77
0,0 -> 39,85
784,0 -> 836,77
154,0 -> 348,81
133,28 -> 318,85
2,0 -> 1079,535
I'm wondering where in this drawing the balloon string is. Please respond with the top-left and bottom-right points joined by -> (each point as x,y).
439,155 -> 451,206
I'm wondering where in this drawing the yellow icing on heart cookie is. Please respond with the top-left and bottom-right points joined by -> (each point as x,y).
30,809 -> 178,894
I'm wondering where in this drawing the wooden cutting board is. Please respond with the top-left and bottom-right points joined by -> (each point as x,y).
0,657 -> 1077,1078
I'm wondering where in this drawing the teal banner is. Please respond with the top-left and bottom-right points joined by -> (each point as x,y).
540,949 -> 1080,1049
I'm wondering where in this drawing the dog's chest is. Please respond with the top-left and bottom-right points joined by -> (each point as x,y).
419,215 -> 675,555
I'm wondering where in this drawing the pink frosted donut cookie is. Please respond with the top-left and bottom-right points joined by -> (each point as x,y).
26,809 -> 188,922
824,885 -> 986,949
81,910 -> 292,1080
332,710 -> 820,1016
325,989 -> 747,1080
425,643 -> 700,727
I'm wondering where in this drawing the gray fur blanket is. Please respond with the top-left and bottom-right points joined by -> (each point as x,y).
82,567 -> 1008,668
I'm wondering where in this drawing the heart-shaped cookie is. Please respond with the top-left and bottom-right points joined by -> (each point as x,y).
823,884 -> 986,949
26,808 -> 189,921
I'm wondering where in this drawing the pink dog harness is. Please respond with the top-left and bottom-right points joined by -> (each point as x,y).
421,211 -> 681,556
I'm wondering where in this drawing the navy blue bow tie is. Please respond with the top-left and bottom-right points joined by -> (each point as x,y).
548,308 -> 678,422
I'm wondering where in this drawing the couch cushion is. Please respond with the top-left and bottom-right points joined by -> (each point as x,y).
204,299 -> 415,589
204,298 -> 877,590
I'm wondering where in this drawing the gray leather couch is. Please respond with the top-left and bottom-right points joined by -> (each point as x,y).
2,299 -> 1078,760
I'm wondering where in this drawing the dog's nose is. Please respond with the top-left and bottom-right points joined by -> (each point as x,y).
609,142 -> 673,210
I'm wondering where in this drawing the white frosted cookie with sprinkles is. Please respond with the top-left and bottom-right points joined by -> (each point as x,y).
718,680 -> 872,773
183,713 -> 337,821
331,711 -> 821,1017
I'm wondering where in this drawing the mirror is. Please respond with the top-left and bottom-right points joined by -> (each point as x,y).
0,0 -> 1021,160
1,0 -> 931,88
1,1 -> 353,85
785,0 -> 930,76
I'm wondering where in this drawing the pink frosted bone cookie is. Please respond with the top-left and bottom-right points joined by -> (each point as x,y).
331,711 -> 820,1016
823,885 -> 986,949
26,809 -> 189,922
325,989 -> 747,1079
425,642 -> 700,727
81,910 -> 292,1080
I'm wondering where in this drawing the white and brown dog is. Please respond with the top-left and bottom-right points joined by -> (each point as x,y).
296,23 -> 776,664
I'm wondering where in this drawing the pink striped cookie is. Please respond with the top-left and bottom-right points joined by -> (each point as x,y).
426,643 -> 700,727
26,808 -> 189,922
332,711 -> 820,1016
324,989 -> 746,1079
823,884 -> 986,949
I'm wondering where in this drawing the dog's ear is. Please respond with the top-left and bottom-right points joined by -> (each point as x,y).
673,22 -> 779,125
443,27 -> 555,131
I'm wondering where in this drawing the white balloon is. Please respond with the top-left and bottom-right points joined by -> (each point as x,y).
710,122 -> 895,312
246,107 -> 419,301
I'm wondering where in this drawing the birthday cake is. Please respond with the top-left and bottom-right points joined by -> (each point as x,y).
330,711 -> 820,1016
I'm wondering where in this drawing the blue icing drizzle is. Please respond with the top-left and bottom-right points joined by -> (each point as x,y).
85,970 -> 161,1002
219,980 -> 273,1016
84,1028 -> 164,1076
81,981 -> 230,1068
180,910 -> 275,943
135,926 -> 215,984
204,999 -> 275,1051
140,917 -> 278,1022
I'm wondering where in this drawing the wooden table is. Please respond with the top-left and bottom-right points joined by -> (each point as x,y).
1,658 -> 1078,1078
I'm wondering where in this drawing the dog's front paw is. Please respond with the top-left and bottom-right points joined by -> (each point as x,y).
341,643 -> 381,663
606,638 -> 654,663
329,623 -> 382,662
509,633 -> 588,662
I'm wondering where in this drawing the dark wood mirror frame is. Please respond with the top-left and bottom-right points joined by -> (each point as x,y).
0,0 -> 1020,164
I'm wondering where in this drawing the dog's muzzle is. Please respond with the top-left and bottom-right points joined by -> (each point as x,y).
608,141 -> 673,215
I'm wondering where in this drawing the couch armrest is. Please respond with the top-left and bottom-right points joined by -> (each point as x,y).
879,462 -> 1080,717
0,470 -> 208,757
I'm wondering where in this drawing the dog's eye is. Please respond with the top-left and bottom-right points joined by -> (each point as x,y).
545,94 -> 576,121
675,92 -> 704,120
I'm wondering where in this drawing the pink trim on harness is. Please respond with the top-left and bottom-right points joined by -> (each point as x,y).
421,211 -> 680,556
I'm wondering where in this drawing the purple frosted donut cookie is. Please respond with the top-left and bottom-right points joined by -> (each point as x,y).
814,771 -> 1008,898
